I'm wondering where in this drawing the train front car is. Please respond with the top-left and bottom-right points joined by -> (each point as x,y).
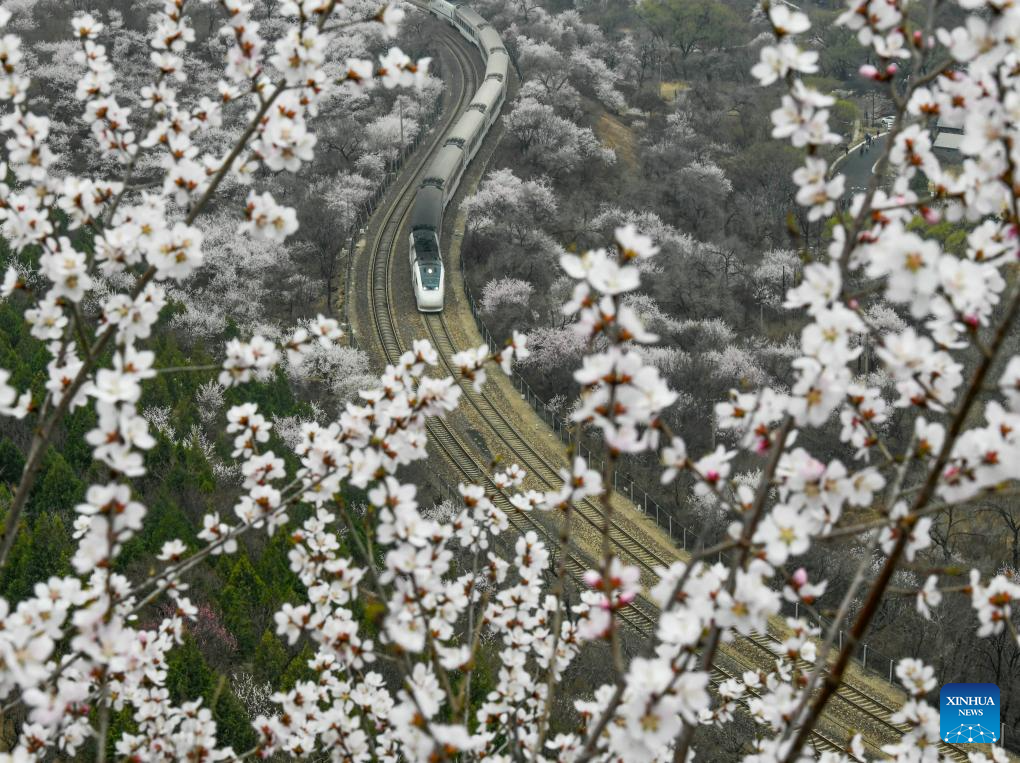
410,230 -> 444,311
429,0 -> 457,22
409,185 -> 445,312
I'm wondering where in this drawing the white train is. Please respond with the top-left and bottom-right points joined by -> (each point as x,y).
408,0 -> 509,312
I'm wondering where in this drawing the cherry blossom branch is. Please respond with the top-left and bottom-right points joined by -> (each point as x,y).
0,0 -> 349,567
780,281 -> 1020,762
671,414 -> 793,762
820,483 -> 1020,540
533,494 -> 574,753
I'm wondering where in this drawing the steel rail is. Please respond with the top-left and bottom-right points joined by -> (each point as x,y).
743,631 -> 970,762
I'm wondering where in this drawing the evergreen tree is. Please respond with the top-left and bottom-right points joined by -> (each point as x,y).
165,635 -> 257,751
279,644 -> 315,690
0,515 -> 30,601
166,635 -> 214,703
166,440 -> 217,496
0,512 -> 73,600
253,629 -> 289,684
0,438 -> 24,486
217,554 -> 271,657
212,686 -> 258,752
27,449 -> 84,518
143,492 -> 199,555
255,531 -> 301,605
103,707 -> 137,761
62,407 -> 98,473
115,490 -> 198,572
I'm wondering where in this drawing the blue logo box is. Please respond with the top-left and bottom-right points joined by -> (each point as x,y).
940,683 -> 1000,744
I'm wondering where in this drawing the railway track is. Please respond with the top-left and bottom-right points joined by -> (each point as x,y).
351,14 -> 930,762
423,311 -> 673,580
744,631 -> 970,762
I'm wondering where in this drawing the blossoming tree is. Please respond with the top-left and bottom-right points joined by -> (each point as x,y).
0,0 -> 1018,761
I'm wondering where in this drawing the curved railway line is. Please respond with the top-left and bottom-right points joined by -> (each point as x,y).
349,10 -> 971,762
743,631 -> 970,761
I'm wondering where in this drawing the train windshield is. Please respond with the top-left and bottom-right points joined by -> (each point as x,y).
414,232 -> 442,291
418,261 -> 442,290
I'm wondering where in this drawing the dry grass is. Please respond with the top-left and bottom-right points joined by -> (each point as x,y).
660,79 -> 689,102
595,112 -> 639,170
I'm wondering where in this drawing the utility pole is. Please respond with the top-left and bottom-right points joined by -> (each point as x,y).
398,96 -> 405,155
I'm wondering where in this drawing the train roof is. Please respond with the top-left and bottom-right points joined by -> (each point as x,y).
459,7 -> 485,23
410,185 -> 443,231
422,144 -> 464,187
412,229 -> 441,261
478,28 -> 504,54
456,7 -> 486,27
446,110 -> 486,147
471,79 -> 505,112
485,51 -> 509,80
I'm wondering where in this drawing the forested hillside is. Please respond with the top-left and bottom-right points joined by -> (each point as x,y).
461,0 -> 1020,734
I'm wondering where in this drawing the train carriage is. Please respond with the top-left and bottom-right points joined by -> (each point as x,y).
409,186 -> 445,311
485,50 -> 509,83
430,0 -> 457,22
411,184 -> 444,234
409,230 -> 444,312
470,79 -> 505,127
446,110 -> 487,163
422,144 -> 467,207
478,28 -> 504,61
454,7 -> 486,45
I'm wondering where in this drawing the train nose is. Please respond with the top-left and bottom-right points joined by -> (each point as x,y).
417,289 -> 444,312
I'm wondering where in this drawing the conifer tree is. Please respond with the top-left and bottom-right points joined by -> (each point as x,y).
253,629 -> 288,684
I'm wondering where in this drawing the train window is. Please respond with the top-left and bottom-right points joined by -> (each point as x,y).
418,263 -> 442,290
446,137 -> 465,147
414,230 -> 442,291
422,177 -> 444,189
469,104 -> 487,114
414,231 -> 438,255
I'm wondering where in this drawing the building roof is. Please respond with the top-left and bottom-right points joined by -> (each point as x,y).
933,131 -> 963,151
